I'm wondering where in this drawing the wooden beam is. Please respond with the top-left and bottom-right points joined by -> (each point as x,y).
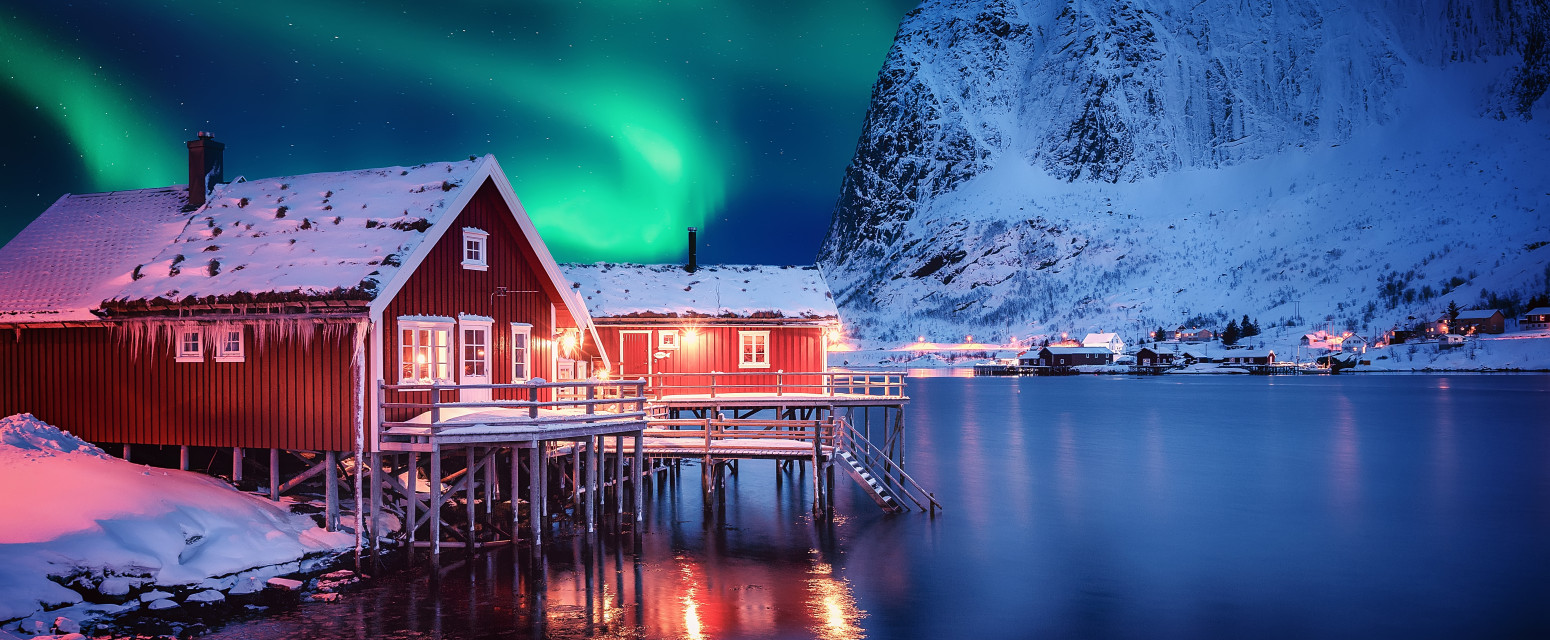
370,451 -> 383,554
232,448 -> 243,484
325,450 -> 340,531
530,444 -> 543,546
430,445 -> 442,556
633,432 -> 644,523
407,452 -> 418,547
269,448 -> 280,500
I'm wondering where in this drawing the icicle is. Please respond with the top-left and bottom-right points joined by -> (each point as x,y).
350,318 -> 370,569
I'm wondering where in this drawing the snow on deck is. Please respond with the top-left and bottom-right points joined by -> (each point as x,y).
0,414 -> 351,626
561,263 -> 838,318
0,187 -> 192,322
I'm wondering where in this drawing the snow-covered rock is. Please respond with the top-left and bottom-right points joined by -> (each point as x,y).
0,414 -> 352,628
820,0 -> 1550,347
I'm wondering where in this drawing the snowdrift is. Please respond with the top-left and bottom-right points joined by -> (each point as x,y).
0,414 -> 351,627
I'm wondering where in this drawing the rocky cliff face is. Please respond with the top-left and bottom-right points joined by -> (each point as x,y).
821,0 -> 1549,344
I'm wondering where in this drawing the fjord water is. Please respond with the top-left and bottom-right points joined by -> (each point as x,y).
210,374 -> 1550,639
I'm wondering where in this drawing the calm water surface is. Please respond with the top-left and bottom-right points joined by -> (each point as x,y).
209,374 -> 1550,639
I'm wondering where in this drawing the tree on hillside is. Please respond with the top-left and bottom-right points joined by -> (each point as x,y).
1446,300 -> 1462,321
1222,319 -> 1241,345
1154,326 -> 1167,342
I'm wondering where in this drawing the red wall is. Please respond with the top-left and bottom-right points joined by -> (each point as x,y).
380,178 -> 575,415
0,324 -> 354,450
591,323 -> 827,396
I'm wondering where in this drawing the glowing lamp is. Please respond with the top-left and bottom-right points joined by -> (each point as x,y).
682,328 -> 699,344
560,330 -> 579,354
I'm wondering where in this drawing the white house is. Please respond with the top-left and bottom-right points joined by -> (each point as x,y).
1082,332 -> 1124,356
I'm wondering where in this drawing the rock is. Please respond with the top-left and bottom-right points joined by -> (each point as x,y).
184,590 -> 225,604
52,616 -> 81,634
265,577 -> 305,591
229,576 -> 267,595
321,570 -> 355,580
147,598 -> 179,611
305,592 -> 340,603
140,590 -> 176,603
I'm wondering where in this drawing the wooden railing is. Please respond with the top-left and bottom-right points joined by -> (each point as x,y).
832,416 -> 941,514
379,379 -> 649,435
643,370 -> 906,400
643,418 -> 837,450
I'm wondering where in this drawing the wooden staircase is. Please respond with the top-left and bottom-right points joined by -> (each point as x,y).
832,417 -> 940,515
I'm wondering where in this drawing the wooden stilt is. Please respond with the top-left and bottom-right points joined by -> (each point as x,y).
511,447 -> 521,543
406,452 -> 419,547
269,448 -> 280,501
633,432 -> 644,523
530,444 -> 544,546
430,445 -> 443,556
325,450 -> 340,531
587,436 -> 599,533
486,447 -> 497,514
369,451 -> 383,553
466,447 -> 477,550
614,435 -> 624,516
811,426 -> 824,515
232,447 -> 243,484
180,445 -> 189,471
122,443 -> 131,462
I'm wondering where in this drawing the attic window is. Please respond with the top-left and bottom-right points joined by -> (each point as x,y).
462,227 -> 489,271
175,329 -> 203,363
215,327 -> 245,363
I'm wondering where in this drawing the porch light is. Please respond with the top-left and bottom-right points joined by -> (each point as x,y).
682,328 -> 699,344
559,330 -> 579,355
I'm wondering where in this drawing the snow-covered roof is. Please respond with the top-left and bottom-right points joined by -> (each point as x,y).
0,187 -> 193,322
1082,332 -> 1119,344
1525,307 -> 1550,316
0,158 -> 491,320
560,263 -> 838,319
1454,309 -> 1502,320
1221,349 -> 1275,358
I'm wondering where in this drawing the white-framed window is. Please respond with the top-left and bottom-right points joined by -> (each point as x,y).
511,323 -> 532,381
398,317 -> 453,384
658,329 -> 679,350
458,316 -> 493,379
215,326 -> 244,362
175,328 -> 203,363
738,330 -> 770,369
461,227 -> 488,271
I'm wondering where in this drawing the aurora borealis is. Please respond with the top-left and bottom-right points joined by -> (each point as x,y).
0,0 -> 915,264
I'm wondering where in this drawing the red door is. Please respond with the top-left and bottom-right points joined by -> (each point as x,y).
619,331 -> 651,380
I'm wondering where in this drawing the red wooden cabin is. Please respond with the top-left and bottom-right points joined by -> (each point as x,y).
0,135 -> 602,457
560,263 -> 840,397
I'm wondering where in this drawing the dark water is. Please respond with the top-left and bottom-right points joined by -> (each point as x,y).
209,374 -> 1550,639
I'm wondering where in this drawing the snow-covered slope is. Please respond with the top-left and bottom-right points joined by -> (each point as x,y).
820,0 -> 1550,345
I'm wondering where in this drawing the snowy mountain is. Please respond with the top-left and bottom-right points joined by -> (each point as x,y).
819,0 -> 1550,345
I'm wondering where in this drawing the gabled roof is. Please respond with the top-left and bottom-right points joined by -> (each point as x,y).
560,263 -> 838,320
113,158 -> 485,306
0,187 -> 192,321
0,155 -> 592,331
1455,309 -> 1502,321
1082,332 -> 1119,344
1525,307 -> 1550,316
1221,349 -> 1275,358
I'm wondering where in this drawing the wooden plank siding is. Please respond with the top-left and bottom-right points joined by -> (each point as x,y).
590,324 -> 828,395
0,324 -> 354,450
379,178 -> 576,422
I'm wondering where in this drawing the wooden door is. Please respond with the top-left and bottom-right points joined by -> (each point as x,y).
619,331 -> 651,380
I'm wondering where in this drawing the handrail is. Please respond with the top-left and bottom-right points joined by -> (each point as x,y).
641,370 -> 906,400
378,379 -> 649,436
833,416 -> 940,513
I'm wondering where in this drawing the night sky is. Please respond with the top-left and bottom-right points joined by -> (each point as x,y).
0,0 -> 915,264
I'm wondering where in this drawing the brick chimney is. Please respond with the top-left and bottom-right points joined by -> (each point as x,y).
686,226 -> 697,273
186,132 -> 224,208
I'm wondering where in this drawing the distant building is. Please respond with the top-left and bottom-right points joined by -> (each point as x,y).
1134,347 -> 1175,367
1522,307 -> 1550,331
1027,346 -> 1114,367
1177,327 -> 1214,342
1220,349 -> 1276,365
1452,309 -> 1505,335
1081,332 -> 1124,355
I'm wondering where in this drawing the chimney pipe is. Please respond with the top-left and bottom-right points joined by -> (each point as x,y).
186,132 -> 225,209
686,227 -> 697,273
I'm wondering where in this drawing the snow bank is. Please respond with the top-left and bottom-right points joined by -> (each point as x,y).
0,414 -> 352,627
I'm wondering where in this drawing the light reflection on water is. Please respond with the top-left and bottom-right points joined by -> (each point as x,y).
203,374 -> 1550,639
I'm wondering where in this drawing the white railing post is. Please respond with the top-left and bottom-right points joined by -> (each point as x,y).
429,384 -> 441,429
777,370 -> 784,396
528,383 -> 539,419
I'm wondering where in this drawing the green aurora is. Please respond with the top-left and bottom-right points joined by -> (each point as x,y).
0,0 -> 916,263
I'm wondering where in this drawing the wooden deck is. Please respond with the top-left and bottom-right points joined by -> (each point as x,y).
378,380 -> 649,452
